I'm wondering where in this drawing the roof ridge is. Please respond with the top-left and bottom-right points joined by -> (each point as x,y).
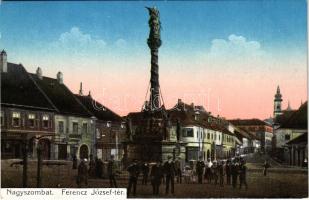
28,72 -> 59,112
62,84 -> 95,118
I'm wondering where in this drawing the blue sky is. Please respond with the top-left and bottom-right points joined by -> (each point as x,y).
0,1 -> 307,118
0,1 -> 307,54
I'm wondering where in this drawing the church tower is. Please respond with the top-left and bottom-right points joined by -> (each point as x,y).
274,85 -> 283,118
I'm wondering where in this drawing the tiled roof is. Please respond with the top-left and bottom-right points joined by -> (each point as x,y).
30,74 -> 92,117
286,133 -> 307,145
1,63 -> 56,111
275,110 -> 296,125
75,94 -> 122,122
280,102 -> 307,129
228,118 -> 270,127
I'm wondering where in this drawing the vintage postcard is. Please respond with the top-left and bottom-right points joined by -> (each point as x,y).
0,0 -> 308,199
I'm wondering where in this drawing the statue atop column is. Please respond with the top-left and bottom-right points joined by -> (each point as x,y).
146,6 -> 162,111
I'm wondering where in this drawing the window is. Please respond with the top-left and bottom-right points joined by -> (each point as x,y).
82,123 -> 88,134
1,111 -> 4,126
42,115 -> 49,128
73,122 -> 78,134
28,114 -> 35,127
182,128 -> 194,137
207,132 -> 210,140
215,133 -> 217,140
218,134 -> 221,141
285,135 -> 291,141
58,121 -> 64,134
12,112 -> 21,127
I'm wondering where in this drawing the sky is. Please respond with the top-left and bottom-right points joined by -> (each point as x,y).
0,0 -> 307,119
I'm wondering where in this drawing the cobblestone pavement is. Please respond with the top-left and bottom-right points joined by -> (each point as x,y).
2,159 -> 308,198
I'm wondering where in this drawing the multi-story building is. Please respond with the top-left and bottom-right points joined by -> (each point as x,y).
229,119 -> 272,153
1,50 -> 57,159
273,102 -> 307,165
75,89 -> 126,162
30,68 -> 96,160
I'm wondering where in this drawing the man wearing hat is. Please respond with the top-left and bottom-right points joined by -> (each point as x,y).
77,159 -> 88,187
127,159 -> 140,196
107,155 -> 118,187
150,160 -> 163,195
196,156 -> 205,184
163,155 -> 176,195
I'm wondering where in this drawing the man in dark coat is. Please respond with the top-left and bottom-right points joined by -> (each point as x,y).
212,161 -> 218,185
95,158 -> 103,178
107,155 -> 118,188
127,159 -> 140,196
218,161 -> 224,187
225,159 -> 232,185
150,160 -> 163,195
231,160 -> 239,189
164,155 -> 176,195
141,162 -> 150,185
88,154 -> 96,177
77,159 -> 88,187
263,160 -> 270,176
196,157 -> 205,184
72,155 -> 78,169
239,160 -> 248,190
174,158 -> 182,184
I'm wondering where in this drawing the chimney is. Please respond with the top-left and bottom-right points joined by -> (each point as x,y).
178,98 -> 182,104
0,50 -> 7,73
191,102 -> 194,108
36,67 -> 43,80
88,90 -> 91,97
57,71 -> 63,84
79,82 -> 83,95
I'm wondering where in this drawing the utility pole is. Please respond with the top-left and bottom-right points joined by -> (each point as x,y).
22,135 -> 28,187
37,144 -> 42,187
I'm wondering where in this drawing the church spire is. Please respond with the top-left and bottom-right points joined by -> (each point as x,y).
286,100 -> 292,111
274,85 -> 283,118
79,82 -> 83,95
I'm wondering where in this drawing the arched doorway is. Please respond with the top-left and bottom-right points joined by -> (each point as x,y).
38,139 -> 51,160
79,144 -> 89,160
207,150 -> 210,160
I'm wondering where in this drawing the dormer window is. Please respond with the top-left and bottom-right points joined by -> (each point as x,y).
28,114 -> 35,127
12,112 -> 21,127
42,115 -> 49,128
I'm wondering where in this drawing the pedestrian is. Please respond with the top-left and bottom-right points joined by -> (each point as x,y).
150,160 -> 163,195
164,155 -> 175,195
77,159 -> 88,187
263,160 -> 270,176
127,159 -> 140,196
205,158 -> 213,184
72,155 -> 77,169
218,161 -> 224,187
239,160 -> 248,190
183,165 -> 193,184
95,158 -> 103,178
141,162 -> 150,185
174,158 -> 182,183
107,155 -> 118,188
231,160 -> 239,189
88,154 -> 96,177
196,157 -> 205,184
212,161 -> 218,185
225,159 -> 232,185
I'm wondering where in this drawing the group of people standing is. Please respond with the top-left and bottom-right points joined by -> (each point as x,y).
193,157 -> 248,190
126,155 -> 178,196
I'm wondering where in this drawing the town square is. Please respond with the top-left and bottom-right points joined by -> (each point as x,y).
0,0 -> 308,198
